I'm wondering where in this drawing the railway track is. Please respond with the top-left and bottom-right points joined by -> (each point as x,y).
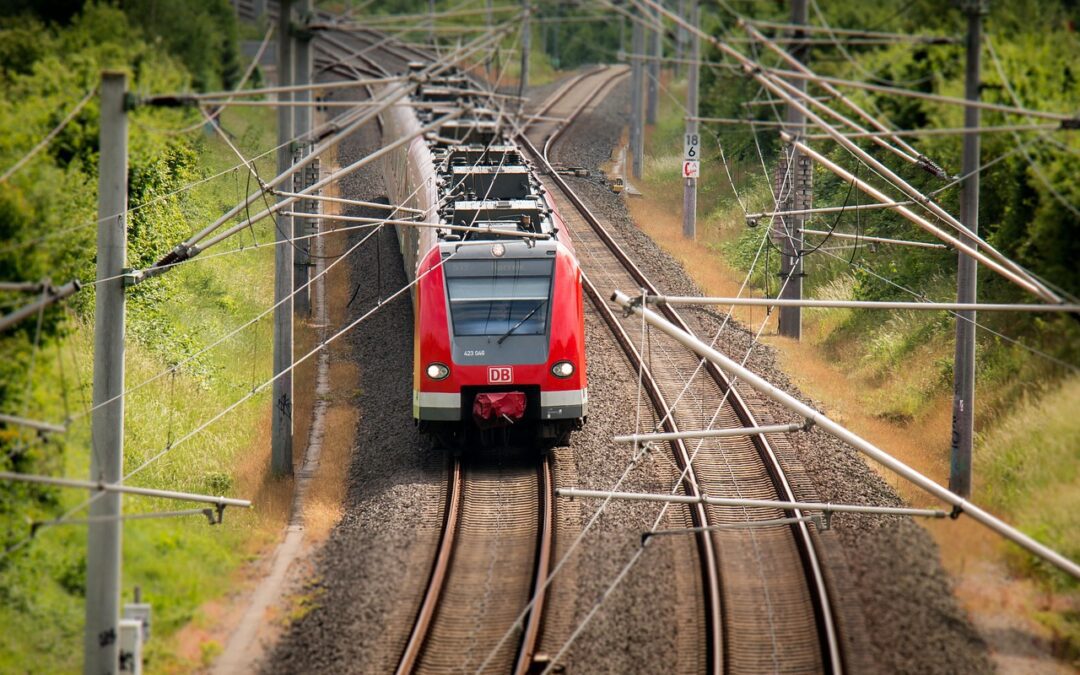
395,452 -> 556,675
306,24 -> 840,671
519,70 -> 843,673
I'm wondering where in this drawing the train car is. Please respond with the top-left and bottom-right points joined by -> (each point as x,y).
379,70 -> 587,446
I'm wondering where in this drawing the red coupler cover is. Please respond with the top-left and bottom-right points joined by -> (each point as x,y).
472,391 -> 526,428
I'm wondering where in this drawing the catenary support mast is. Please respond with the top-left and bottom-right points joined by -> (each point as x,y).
85,70 -> 127,675
273,0 -> 294,475
950,0 -> 986,498
294,0 -> 313,317
682,1 -> 699,239
776,0 -> 809,339
630,9 -> 645,178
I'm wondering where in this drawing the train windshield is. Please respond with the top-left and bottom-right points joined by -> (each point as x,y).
444,258 -> 554,337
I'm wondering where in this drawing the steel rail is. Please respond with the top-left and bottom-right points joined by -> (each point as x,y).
518,93 -> 843,670
542,66 -> 630,162
395,456 -> 463,675
515,137 -> 725,672
514,455 -> 555,675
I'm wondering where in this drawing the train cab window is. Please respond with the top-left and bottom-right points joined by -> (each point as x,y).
444,259 -> 554,337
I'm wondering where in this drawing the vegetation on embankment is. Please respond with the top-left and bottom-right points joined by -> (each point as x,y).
630,0 -> 1079,656
0,2 -> 292,670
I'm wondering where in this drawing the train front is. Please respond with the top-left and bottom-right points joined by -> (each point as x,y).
413,237 -> 587,446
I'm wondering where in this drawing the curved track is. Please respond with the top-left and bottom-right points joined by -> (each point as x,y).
396,453 -> 556,675
520,70 -> 843,674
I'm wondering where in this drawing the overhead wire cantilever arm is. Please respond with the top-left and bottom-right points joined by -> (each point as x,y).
0,470 -> 251,508
628,0 -> 1067,303
780,132 -> 1057,300
0,280 -> 82,333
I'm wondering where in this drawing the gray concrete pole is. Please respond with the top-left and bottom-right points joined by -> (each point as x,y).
777,0 -> 809,339
485,0 -> 493,74
950,0 -> 986,498
646,4 -> 660,124
429,0 -> 436,45
682,1 -> 699,239
293,0 -> 312,318
86,70 -> 127,675
273,0 -> 294,476
630,13 -> 644,179
519,0 -> 531,99
675,0 -> 686,78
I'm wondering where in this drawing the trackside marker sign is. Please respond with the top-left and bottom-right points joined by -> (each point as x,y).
488,366 -> 513,384
683,133 -> 700,178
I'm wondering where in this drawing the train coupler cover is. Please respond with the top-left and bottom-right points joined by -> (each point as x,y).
472,392 -> 527,429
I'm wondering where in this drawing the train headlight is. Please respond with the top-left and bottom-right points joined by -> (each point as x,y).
426,362 -> 450,380
551,361 -> 575,378
491,243 -> 506,257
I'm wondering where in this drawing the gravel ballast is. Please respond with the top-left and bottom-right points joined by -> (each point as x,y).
266,64 -> 991,674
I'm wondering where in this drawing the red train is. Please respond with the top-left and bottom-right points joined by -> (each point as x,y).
380,71 -> 587,446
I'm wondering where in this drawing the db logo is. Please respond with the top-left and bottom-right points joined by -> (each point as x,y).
488,366 -> 513,384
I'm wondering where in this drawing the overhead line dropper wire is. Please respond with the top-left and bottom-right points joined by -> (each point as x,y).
5,37 -> 526,556
0,86 -> 97,185
31,245 -> 469,541
165,16 -> 521,258
49,58 -> 533,523
66,29 -> 526,441
477,74 -> 790,670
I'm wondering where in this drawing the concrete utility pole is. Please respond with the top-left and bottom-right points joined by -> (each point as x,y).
630,11 -> 645,179
86,70 -> 127,675
646,5 -> 660,124
520,0 -> 531,100
485,0 -> 494,74
682,1 -> 699,239
675,0 -> 686,78
950,0 -> 986,498
776,0 -> 810,339
273,0 -> 294,476
293,0 -> 313,318
429,0 -> 436,45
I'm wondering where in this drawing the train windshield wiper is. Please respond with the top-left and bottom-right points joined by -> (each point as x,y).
496,300 -> 546,345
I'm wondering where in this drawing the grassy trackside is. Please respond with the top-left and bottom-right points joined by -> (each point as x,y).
0,106 -> 285,673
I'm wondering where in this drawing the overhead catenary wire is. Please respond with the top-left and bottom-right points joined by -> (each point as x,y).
698,21 -> 1066,302
0,86 -> 96,184
479,56 -> 800,669
985,36 -> 1080,221
812,246 -> 1079,373
612,290 -> 1080,579
65,29 -> 527,434
150,17 -> 517,269
784,132 -> 1063,301
746,17 -> 957,43
759,63 -> 1079,124
534,257 -> 805,673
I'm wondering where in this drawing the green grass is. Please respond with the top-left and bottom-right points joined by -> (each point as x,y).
978,375 -> 1080,588
0,106 -> 281,672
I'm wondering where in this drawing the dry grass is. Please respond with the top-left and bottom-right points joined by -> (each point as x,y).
303,366 -> 359,540
298,158 -> 359,542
